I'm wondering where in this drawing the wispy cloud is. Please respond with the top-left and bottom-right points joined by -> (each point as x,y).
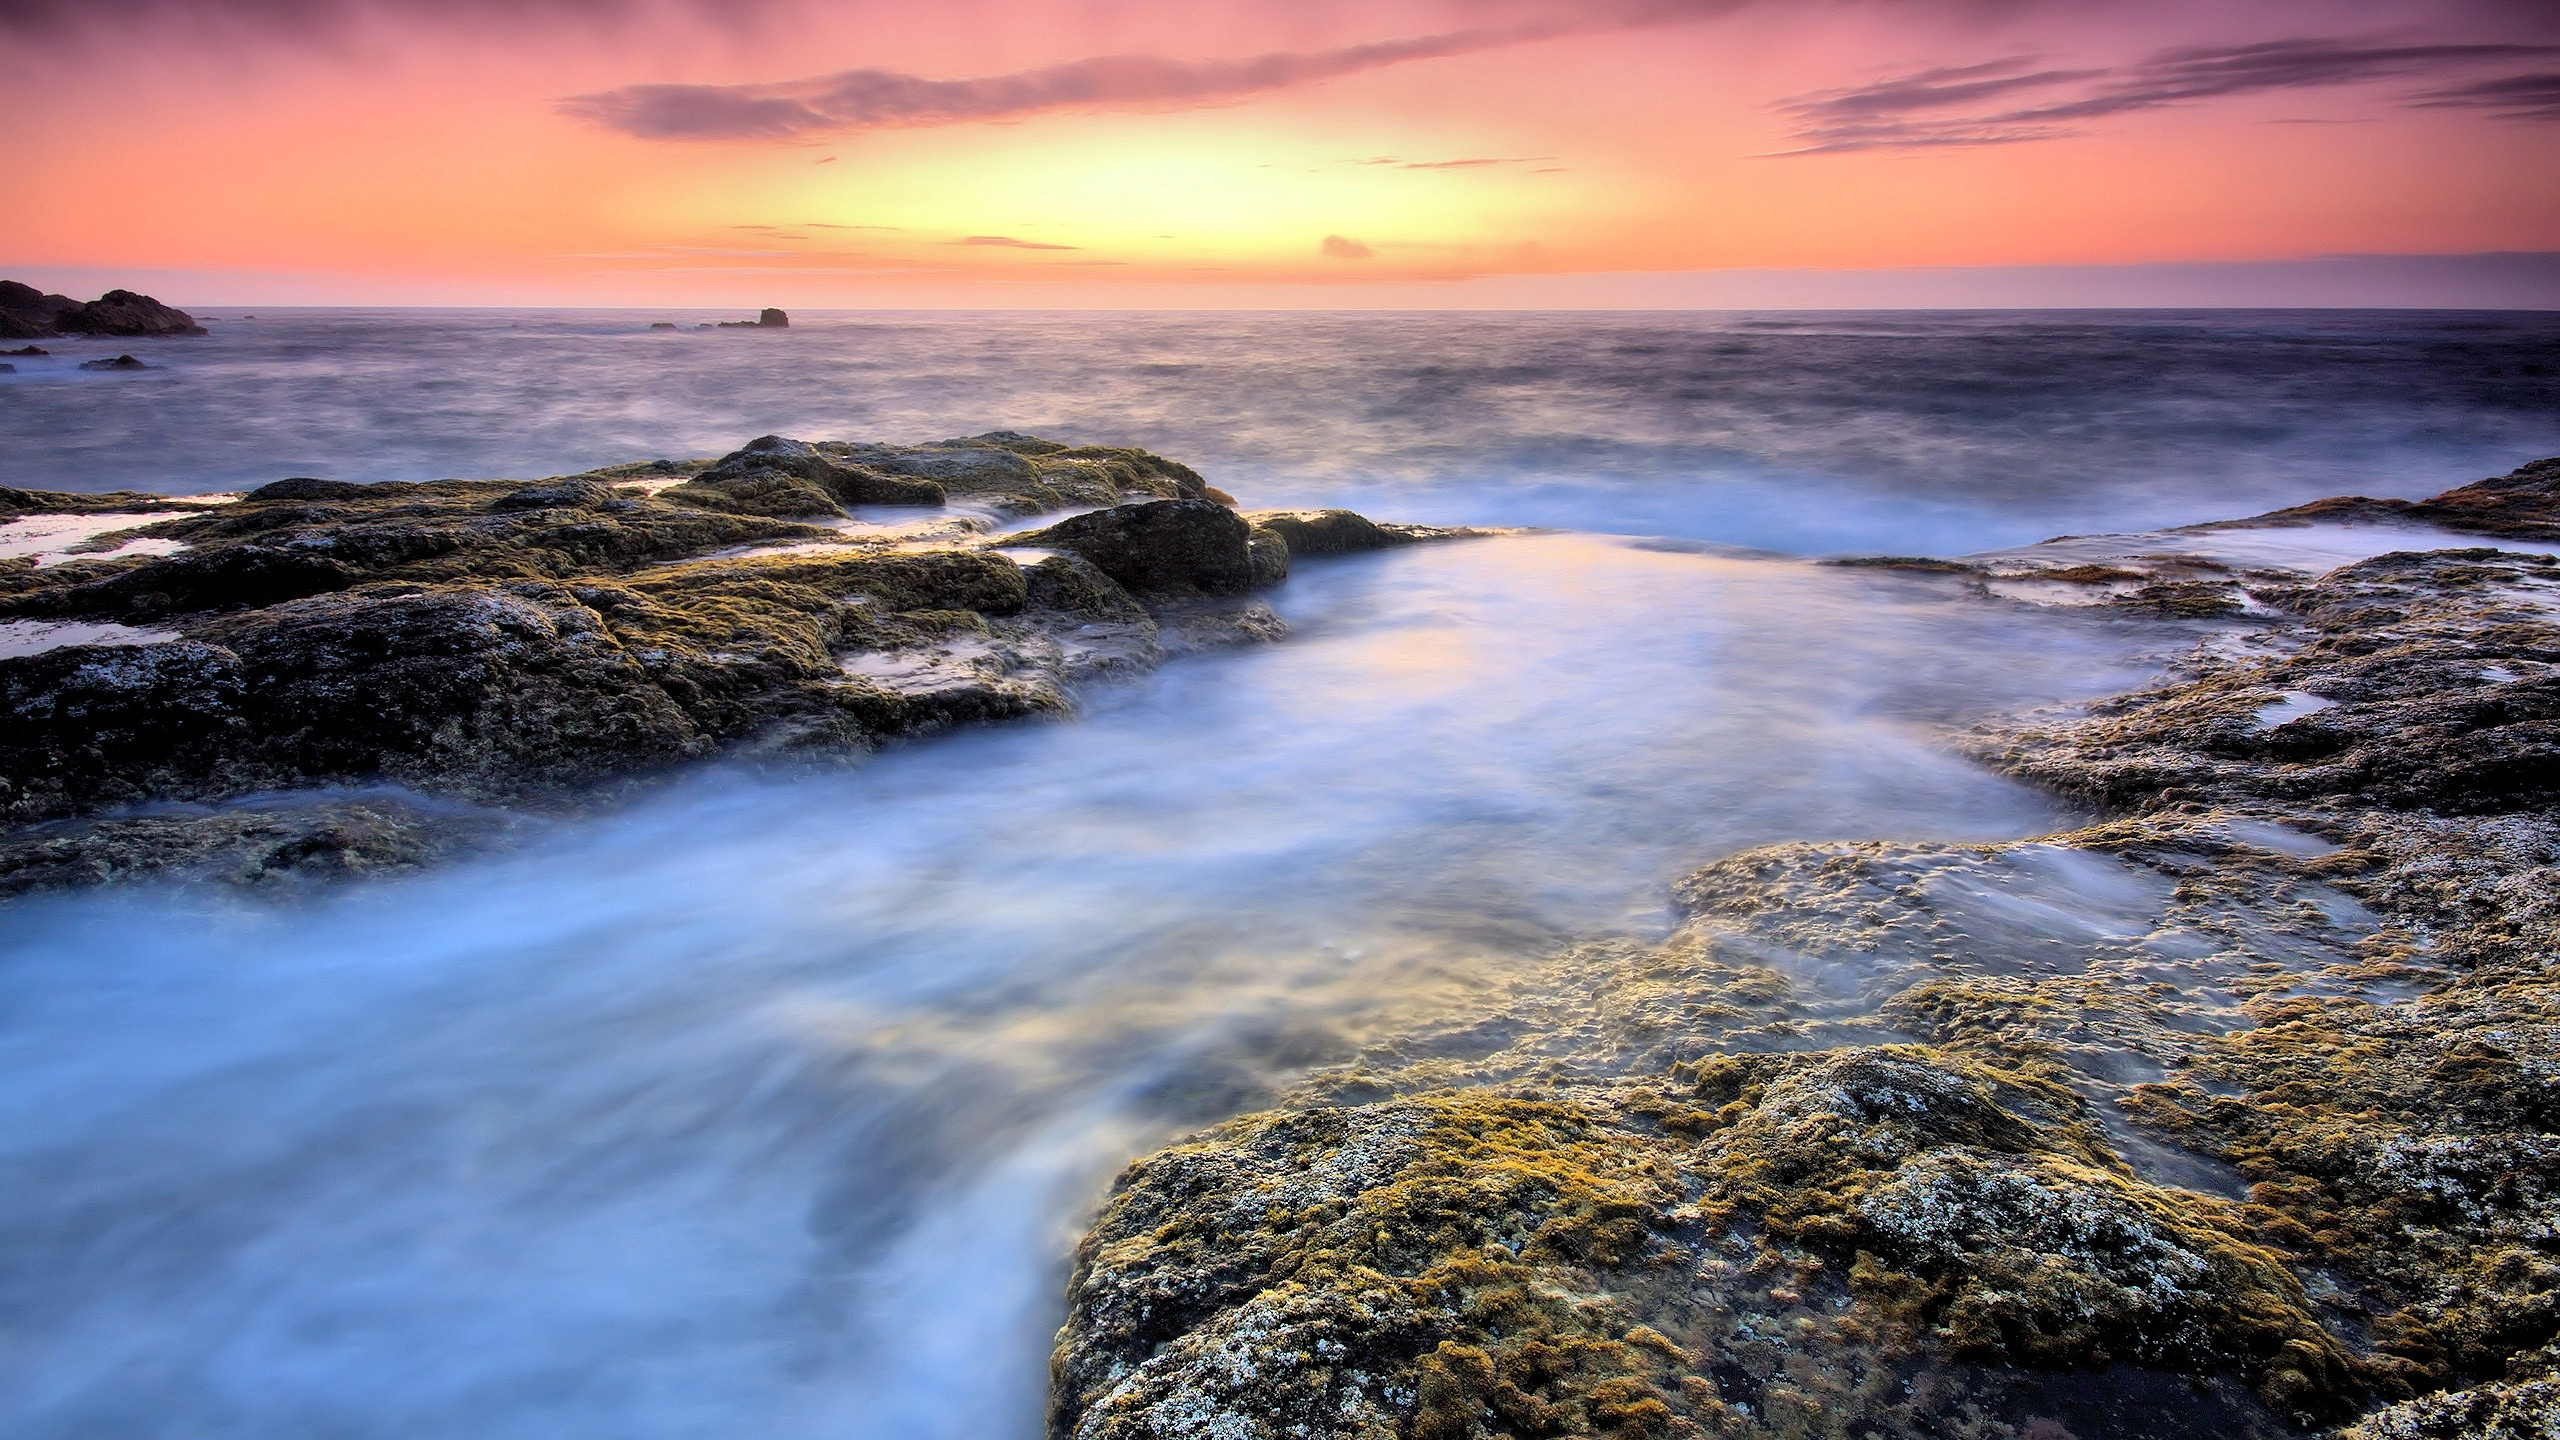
1321,235 -> 1375,259
1774,37 -> 2560,153
562,26 -> 1575,141
1351,154 -> 1557,170
2414,69 -> 2560,119
960,235 -> 1078,250
0,0 -> 767,46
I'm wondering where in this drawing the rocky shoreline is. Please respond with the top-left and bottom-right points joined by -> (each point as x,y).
1048,460 -> 2560,1440
7,437 -> 2554,1438
0,433 -> 1469,893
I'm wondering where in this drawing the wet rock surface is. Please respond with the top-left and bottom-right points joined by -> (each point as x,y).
0,434 -> 1464,894
1049,459 -> 2560,1440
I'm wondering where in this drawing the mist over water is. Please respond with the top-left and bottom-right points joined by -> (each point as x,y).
3,311 -> 2556,1437
5,309 -> 2558,553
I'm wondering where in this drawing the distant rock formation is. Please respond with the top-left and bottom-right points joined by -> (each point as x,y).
0,281 -> 205,339
715,308 -> 790,329
78,354 -> 148,371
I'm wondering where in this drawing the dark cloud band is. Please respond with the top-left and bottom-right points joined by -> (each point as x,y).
0,0 -> 705,41
1775,37 -> 2560,152
560,27 -> 1562,140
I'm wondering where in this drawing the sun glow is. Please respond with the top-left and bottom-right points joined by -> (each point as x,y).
1,0 -> 2552,305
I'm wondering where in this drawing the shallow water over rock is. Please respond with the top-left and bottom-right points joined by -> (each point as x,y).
0,533 -> 2172,1439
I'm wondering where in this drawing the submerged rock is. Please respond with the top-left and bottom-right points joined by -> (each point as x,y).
78,354 -> 148,371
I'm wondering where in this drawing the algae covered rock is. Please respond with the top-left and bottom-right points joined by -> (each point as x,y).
0,434 -> 1453,891
1052,463 -> 2560,1440
1053,1046 -> 2337,1440
1010,498 -> 1262,596
660,435 -> 945,514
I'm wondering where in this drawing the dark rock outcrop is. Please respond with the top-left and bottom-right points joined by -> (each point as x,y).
1,282 -> 203,338
78,354 -> 147,371
660,435 -> 944,516
0,434 -> 1468,893
2230,455 -> 2560,543
1008,498 -> 1263,595
0,281 -> 78,339
715,308 -> 789,328
56,289 -> 206,338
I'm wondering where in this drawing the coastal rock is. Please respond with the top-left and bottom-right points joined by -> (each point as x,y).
0,434 -> 1454,891
714,308 -> 789,328
1248,508 -> 1420,557
54,289 -> 207,338
661,435 -> 945,514
0,281 -> 78,339
3,282 -> 204,338
1049,456 -> 2560,1440
79,354 -> 148,371
1008,498 -> 1259,595
2234,455 -> 2560,544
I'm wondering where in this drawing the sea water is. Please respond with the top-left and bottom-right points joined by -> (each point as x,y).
1,310 -> 2556,1438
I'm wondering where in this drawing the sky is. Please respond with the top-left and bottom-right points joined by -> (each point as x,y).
3,0 -> 2557,307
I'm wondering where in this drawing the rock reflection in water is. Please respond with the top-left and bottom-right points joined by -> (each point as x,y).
0,534 -> 2165,1439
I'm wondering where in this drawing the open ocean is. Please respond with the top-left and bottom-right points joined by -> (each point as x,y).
7,308 -> 2558,551
2,309 -> 2556,1439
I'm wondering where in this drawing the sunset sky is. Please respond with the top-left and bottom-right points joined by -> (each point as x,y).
4,0 -> 2557,307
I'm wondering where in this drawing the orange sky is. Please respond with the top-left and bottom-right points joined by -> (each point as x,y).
3,0 -> 2556,305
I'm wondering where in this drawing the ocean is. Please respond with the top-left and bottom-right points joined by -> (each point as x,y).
1,309 -> 2555,1438
7,308 -> 2558,551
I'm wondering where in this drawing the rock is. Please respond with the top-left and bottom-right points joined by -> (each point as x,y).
486,478 -> 614,512
1247,508 -> 1409,557
0,487 -> 223,521
0,439 -> 1431,889
3,344 -> 48,356
2230,455 -> 2560,543
1008,499 -> 1258,595
243,476 -> 373,502
78,354 -> 147,371
53,289 -> 206,338
659,434 -> 945,515
0,796 -> 519,896
648,322 -> 678,330
0,280 -> 79,339
714,308 -> 790,328
1246,525 -> 1290,587
1050,455 -> 2560,1440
